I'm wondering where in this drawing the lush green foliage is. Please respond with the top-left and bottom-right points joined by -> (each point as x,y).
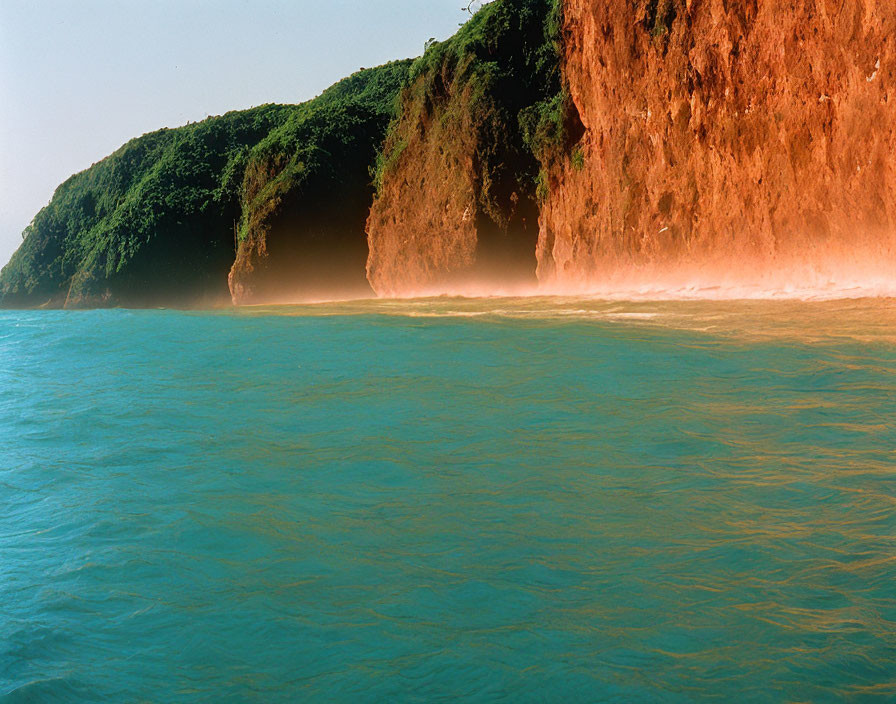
0,61 -> 411,307
516,0 -> 588,200
238,60 -> 411,245
407,0 -> 560,89
315,60 -> 411,115
0,0 -> 575,308
0,107 -> 289,306
376,0 -> 574,216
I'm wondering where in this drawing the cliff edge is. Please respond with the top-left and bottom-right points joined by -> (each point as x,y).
228,62 -> 411,304
366,0 -> 567,296
538,0 -> 896,291
3,0 -> 894,307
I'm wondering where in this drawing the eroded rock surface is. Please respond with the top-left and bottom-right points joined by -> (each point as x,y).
539,0 -> 896,290
366,0 -> 559,296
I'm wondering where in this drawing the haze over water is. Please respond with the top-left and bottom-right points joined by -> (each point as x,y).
2,297 -> 894,701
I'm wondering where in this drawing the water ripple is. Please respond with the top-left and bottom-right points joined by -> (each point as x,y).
0,303 -> 894,701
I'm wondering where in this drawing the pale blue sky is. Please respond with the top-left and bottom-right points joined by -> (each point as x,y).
0,0 -> 485,268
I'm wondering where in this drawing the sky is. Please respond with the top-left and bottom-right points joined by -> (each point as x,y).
0,0 -> 486,269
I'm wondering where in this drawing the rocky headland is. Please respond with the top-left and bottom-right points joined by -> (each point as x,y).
2,0 -> 893,308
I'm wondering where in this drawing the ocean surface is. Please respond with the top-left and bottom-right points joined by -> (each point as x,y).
1,297 -> 894,702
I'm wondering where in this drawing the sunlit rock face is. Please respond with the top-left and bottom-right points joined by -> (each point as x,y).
538,0 -> 896,290
365,0 -> 559,298
365,84 -> 484,297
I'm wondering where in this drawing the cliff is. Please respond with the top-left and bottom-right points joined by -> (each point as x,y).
228,61 -> 411,304
366,0 -> 567,296
0,106 -> 294,308
4,0 -> 894,307
538,0 -> 896,291
0,63 -> 410,308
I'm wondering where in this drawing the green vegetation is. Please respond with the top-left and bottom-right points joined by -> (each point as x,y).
518,0 -> 578,162
0,106 -> 291,307
235,60 -> 411,245
0,0 -> 579,308
0,61 -> 410,307
231,60 -> 412,302
406,0 -> 560,88
375,0 -> 581,216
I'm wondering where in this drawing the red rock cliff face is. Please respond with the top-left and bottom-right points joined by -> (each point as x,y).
366,1 -> 558,297
366,71 -> 542,298
366,79 -> 483,297
539,0 -> 896,290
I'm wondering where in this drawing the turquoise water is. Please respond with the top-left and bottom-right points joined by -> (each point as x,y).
1,298 -> 894,702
